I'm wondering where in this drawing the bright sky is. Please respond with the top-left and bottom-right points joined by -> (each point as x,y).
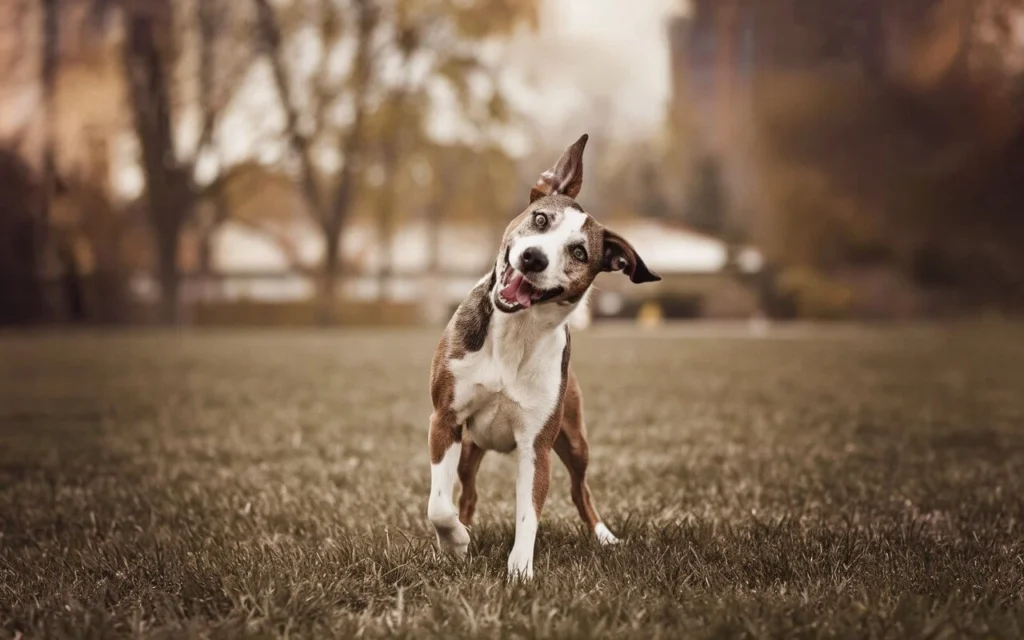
426,0 -> 686,151
411,0 -> 689,175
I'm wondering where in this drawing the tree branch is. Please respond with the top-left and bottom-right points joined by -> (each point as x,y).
195,0 -> 218,154
199,169 -> 312,276
310,0 -> 341,141
253,0 -> 324,219
230,216 -> 314,276
327,0 -> 381,235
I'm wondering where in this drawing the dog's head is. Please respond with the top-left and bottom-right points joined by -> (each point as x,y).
492,133 -> 661,314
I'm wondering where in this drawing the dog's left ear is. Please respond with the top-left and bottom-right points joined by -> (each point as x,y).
602,228 -> 661,284
530,133 -> 588,203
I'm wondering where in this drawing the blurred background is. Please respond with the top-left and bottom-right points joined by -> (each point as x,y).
2,0 -> 1024,328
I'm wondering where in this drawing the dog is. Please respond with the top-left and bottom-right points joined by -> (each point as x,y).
426,133 -> 660,580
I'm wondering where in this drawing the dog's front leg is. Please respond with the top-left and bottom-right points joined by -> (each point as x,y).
427,411 -> 470,557
507,443 -> 551,581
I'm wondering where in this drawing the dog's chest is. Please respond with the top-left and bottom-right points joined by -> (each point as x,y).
449,331 -> 564,453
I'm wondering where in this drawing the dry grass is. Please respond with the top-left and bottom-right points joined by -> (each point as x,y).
1,323 -> 1023,638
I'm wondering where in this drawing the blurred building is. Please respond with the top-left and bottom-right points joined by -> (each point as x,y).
664,0 -> 1016,257
667,0 -> 753,156
667,0 -> 1017,136
665,0 -> 959,221
666,0 -> 758,232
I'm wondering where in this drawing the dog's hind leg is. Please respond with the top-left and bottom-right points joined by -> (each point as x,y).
457,439 -> 486,526
554,431 -> 618,544
555,370 -> 620,545
427,412 -> 470,557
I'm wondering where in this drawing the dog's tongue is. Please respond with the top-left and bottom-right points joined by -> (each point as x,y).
500,272 -> 534,308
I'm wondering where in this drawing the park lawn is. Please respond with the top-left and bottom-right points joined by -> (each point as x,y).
1,323 -> 1023,638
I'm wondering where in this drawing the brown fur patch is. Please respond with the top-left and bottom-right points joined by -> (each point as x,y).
561,367 -> 584,436
553,367 -> 602,529
429,336 -> 461,464
530,134 -> 588,202
602,227 -> 661,283
451,270 -> 495,358
457,439 -> 486,525
531,326 -> 571,516
557,215 -> 606,303
531,448 -> 552,520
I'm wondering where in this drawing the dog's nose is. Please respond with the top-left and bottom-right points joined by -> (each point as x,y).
519,248 -> 548,273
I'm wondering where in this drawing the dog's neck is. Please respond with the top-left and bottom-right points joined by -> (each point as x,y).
485,269 -> 579,365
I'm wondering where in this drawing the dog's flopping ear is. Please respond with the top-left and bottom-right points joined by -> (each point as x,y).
530,133 -> 588,203
602,228 -> 661,284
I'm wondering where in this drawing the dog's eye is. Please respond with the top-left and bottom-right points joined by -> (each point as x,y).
533,213 -> 548,228
572,246 -> 587,262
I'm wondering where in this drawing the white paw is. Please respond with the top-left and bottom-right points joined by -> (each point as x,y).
430,511 -> 470,557
595,522 -> 620,545
506,547 -> 534,581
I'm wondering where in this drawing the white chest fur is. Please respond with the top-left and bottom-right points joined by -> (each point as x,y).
448,312 -> 567,453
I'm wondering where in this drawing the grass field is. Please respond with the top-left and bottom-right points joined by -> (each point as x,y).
1,323 -> 1023,638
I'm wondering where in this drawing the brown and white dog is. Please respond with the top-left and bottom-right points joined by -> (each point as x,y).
426,133 -> 660,580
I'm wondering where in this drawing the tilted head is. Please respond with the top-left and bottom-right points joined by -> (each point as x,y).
492,133 -> 661,314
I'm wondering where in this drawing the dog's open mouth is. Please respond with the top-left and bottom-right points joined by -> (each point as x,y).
495,251 -> 563,312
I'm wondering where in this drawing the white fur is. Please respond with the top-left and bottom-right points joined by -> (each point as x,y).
567,288 -> 592,329
508,208 -> 588,291
427,443 -> 469,555
595,522 -> 619,545
449,306 -> 571,444
508,448 -> 539,580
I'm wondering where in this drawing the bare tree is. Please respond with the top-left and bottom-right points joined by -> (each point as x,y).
372,91 -> 409,302
121,0 -> 189,323
118,0 -> 254,323
251,0 -> 538,323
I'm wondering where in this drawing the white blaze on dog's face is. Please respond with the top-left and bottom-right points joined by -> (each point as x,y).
492,134 -> 661,314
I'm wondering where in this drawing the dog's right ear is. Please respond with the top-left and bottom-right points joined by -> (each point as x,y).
530,133 -> 588,203
602,227 -> 661,284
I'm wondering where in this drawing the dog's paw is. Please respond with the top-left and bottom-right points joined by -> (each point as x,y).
436,523 -> 470,557
430,512 -> 471,557
506,548 -> 534,582
595,522 -> 620,545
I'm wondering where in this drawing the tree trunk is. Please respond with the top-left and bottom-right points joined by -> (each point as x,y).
197,229 -> 213,296
122,0 -> 191,325
156,227 -> 181,324
421,190 -> 448,325
0,150 -> 47,325
376,131 -> 401,305
254,0 -> 380,328
318,230 -> 341,325
376,194 -> 394,304
58,240 -> 85,323
40,0 -> 58,214
425,194 -> 442,275
37,0 -> 59,322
